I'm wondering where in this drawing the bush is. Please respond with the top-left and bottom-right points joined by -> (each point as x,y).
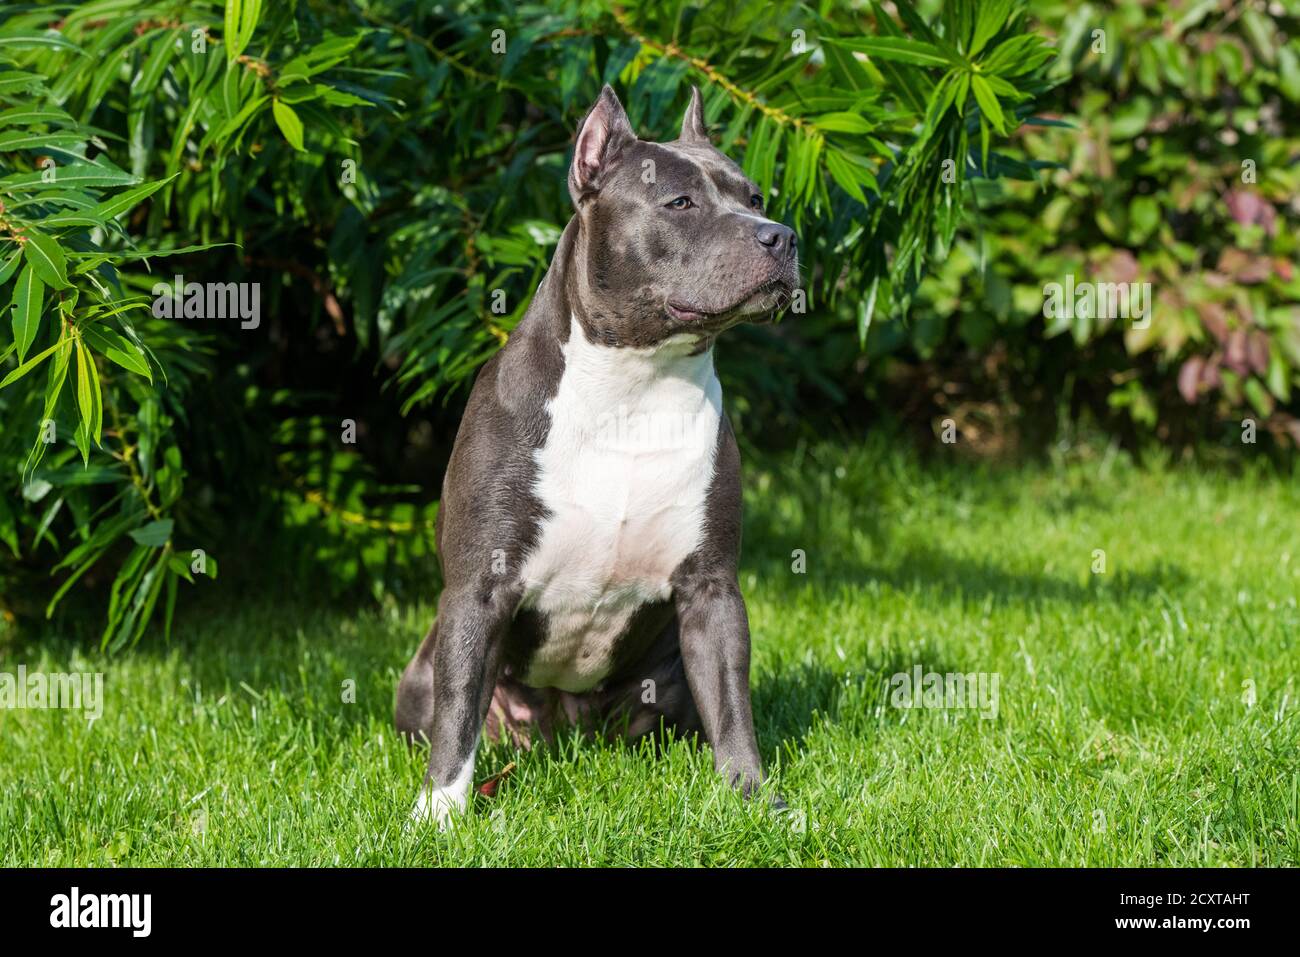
855,0 -> 1300,453
0,0 -> 1055,644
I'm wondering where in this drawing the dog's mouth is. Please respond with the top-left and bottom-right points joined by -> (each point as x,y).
666,273 -> 797,325
664,301 -> 713,323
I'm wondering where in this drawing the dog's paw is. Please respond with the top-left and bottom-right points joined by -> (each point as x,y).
407,784 -> 467,832
407,761 -> 476,833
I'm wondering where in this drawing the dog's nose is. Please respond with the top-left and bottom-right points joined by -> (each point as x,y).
755,221 -> 796,258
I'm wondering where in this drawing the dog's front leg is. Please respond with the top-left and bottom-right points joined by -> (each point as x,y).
674,575 -> 767,799
410,585 -> 513,829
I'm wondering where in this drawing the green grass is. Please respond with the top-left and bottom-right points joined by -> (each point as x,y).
2,441 -> 1298,866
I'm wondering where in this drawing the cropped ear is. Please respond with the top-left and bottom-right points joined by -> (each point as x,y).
679,86 -> 709,143
569,85 -> 635,204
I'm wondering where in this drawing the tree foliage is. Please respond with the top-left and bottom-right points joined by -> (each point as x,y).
0,0 -> 1055,645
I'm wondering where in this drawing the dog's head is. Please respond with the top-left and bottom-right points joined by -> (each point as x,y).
566,85 -> 799,346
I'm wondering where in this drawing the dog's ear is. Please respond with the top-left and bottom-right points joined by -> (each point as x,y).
569,85 -> 635,204
679,86 -> 708,143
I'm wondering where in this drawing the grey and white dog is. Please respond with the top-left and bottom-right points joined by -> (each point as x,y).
396,85 -> 799,826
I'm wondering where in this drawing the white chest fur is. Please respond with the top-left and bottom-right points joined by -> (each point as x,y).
517,319 -> 722,692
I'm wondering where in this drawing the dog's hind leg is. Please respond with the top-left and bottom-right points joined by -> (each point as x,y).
395,621 -> 438,745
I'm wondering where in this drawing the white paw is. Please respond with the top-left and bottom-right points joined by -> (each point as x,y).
408,760 -> 474,831
409,786 -> 464,830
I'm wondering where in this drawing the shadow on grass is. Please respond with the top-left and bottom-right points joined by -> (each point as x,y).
748,645 -> 982,766
745,543 -> 1191,609
739,461 -> 1190,608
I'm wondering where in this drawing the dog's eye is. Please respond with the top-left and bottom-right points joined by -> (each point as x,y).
665,196 -> 694,210
749,193 -> 764,211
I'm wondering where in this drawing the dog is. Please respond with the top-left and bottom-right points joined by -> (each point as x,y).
396,85 -> 799,826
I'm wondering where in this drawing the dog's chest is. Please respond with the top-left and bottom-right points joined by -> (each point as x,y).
517,322 -> 721,692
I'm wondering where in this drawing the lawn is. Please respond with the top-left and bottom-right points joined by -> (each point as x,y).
2,440 -> 1298,866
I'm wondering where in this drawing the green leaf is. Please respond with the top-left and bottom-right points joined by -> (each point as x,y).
0,70 -> 45,96
953,71 -> 971,115
21,229 -> 70,288
0,163 -> 137,191
279,33 -> 364,82
225,0 -> 244,61
87,349 -> 103,445
970,74 -> 1005,133
9,264 -> 43,362
981,35 -> 1055,77
1244,377 -> 1274,418
167,552 -> 196,583
238,0 -> 263,57
0,244 -> 21,285
821,41 -> 879,93
39,337 -> 72,423
0,31 -> 84,54
824,150 -> 872,205
0,335 -> 62,389
0,130 -> 87,151
858,275 -> 880,348
981,73 -> 1022,99
272,99 -> 306,151
71,242 -> 229,269
206,94 -> 267,153
221,58 -> 243,118
52,509 -> 139,575
0,105 -> 76,128
132,29 -> 180,97
1278,45 -> 1300,103
1024,116 -> 1076,130
121,552 -> 167,647
1267,348 -> 1291,402
225,0 -> 262,62
128,518 -> 174,547
34,214 -> 107,230
74,335 -> 101,455
89,175 -> 178,222
163,571 -> 178,641
81,323 -> 152,380
826,36 -> 955,68
1109,98 -> 1152,140
970,0 -> 1014,57
1240,9 -> 1277,66
103,543 -> 151,642
1129,195 -> 1160,243
813,112 -> 875,135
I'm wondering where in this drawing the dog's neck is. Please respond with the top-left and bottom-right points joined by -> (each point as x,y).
529,214 -> 713,359
568,308 -> 714,372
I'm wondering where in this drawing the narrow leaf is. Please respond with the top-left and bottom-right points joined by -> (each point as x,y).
971,74 -> 1005,133
89,175 -> 178,221
826,37 -> 954,68
9,264 -> 43,362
